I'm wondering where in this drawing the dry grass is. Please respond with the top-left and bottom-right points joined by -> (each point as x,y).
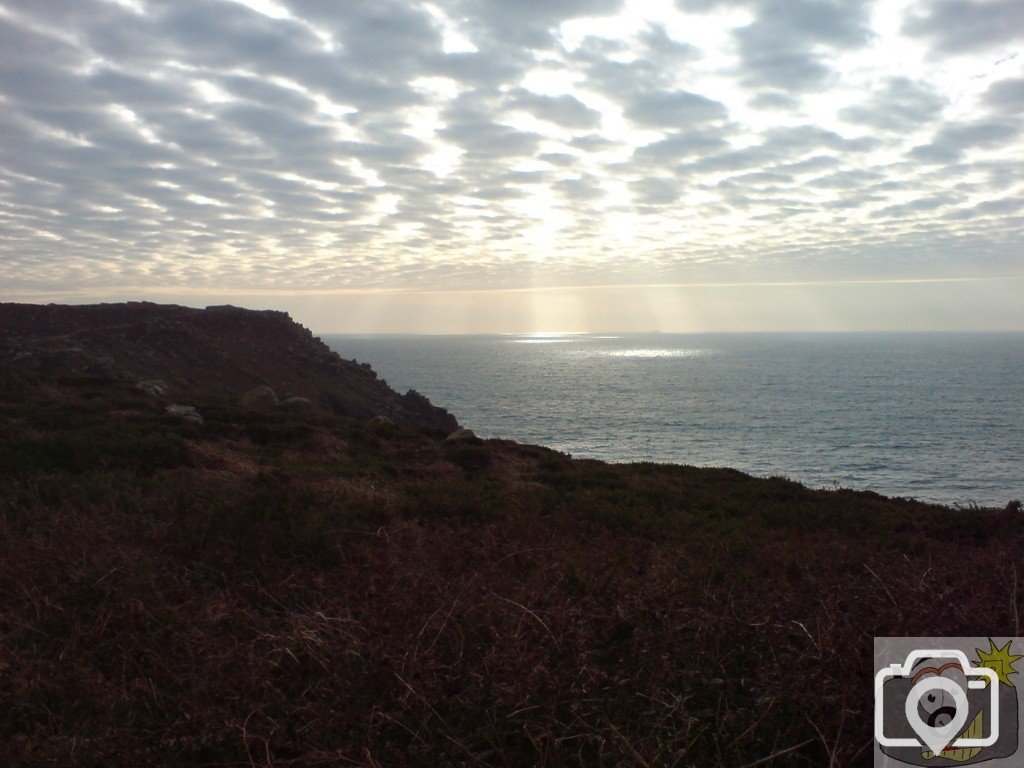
1,374 -> 1021,767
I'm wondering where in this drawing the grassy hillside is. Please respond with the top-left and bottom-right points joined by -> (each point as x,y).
0,302 -> 458,431
1,357 -> 1021,766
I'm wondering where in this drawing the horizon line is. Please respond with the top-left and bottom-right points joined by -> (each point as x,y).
2,274 -> 1021,301
319,329 -> 1024,336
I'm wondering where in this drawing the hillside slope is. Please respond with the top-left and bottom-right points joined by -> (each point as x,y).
0,303 -> 1020,767
0,302 -> 457,430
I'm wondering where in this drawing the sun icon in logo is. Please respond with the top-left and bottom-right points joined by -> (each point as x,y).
975,639 -> 1024,687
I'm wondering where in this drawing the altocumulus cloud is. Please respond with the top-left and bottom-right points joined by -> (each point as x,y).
0,0 -> 1022,296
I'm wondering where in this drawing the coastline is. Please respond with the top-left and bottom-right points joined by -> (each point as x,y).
324,331 -> 1024,508
2,302 -> 1020,766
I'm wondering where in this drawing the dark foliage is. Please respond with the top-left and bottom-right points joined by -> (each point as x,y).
1,372 -> 1020,767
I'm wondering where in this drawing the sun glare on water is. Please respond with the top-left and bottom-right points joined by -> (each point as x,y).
511,332 -> 585,344
600,348 -> 713,358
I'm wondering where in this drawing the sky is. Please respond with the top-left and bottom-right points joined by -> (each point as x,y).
0,0 -> 1022,332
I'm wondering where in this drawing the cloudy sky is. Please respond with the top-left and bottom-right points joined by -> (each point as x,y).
1,0 -> 1022,331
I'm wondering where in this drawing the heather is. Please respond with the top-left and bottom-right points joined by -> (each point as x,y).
1,367 -> 1021,767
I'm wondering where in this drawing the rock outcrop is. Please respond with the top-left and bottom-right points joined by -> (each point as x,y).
0,302 -> 458,431
240,385 -> 278,409
137,379 -> 169,397
165,404 -> 204,426
445,427 -> 480,443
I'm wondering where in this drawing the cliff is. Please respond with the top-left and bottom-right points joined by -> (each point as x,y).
0,301 -> 457,431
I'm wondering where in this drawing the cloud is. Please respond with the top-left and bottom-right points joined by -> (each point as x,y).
903,0 -> 1024,53
439,96 -> 543,159
554,175 -> 607,202
839,77 -> 947,132
734,0 -> 874,91
636,22 -> 702,62
630,177 -> 683,206
909,119 -> 1021,163
623,90 -> 729,127
748,91 -> 801,110
984,77 -> 1024,113
568,23 -> 701,101
632,129 -> 731,163
507,89 -> 603,129
453,0 -> 624,48
0,0 -> 1021,302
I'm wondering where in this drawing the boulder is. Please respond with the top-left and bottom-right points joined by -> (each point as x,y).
445,427 -> 479,444
165,404 -> 203,426
279,396 -> 313,413
240,385 -> 278,409
136,379 -> 169,397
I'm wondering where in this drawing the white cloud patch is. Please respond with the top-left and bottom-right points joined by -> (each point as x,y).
0,0 -> 1022,297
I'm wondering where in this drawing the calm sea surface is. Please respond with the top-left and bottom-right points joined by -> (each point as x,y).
325,333 -> 1024,507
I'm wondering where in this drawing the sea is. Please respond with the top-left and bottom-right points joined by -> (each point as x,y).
324,333 -> 1024,508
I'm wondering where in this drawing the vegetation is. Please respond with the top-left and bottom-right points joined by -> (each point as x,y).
1,371 -> 1021,767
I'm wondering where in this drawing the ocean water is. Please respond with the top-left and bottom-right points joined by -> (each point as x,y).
325,333 -> 1024,507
